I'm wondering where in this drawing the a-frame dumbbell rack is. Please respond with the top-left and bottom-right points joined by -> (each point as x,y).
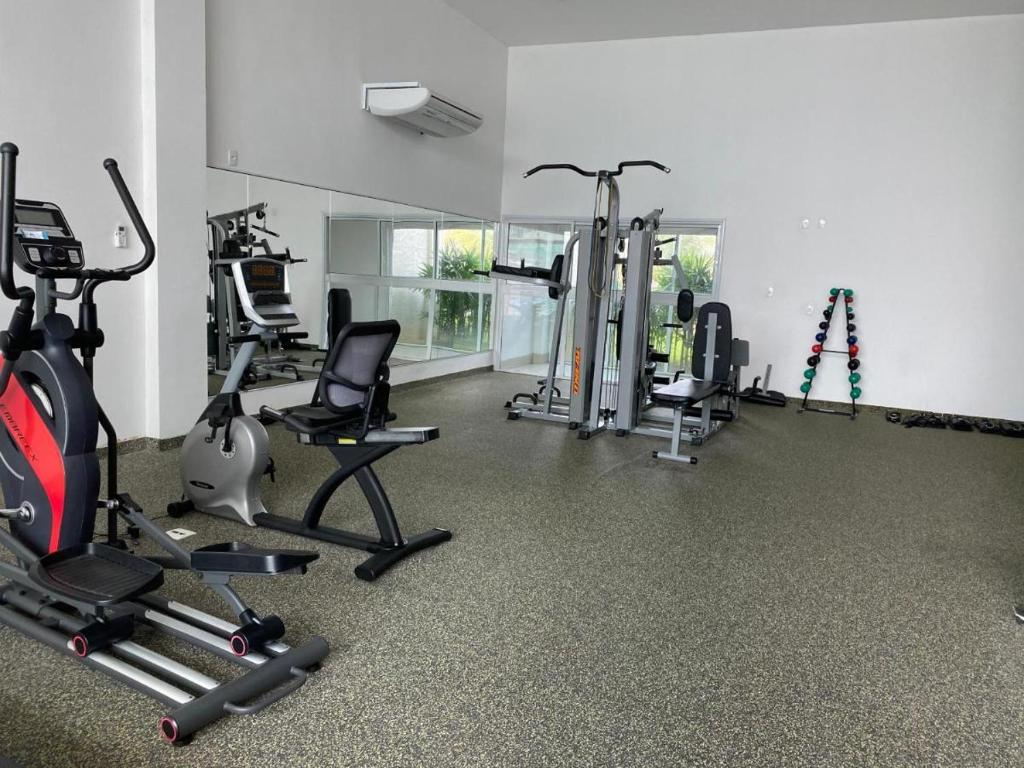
798,287 -> 861,419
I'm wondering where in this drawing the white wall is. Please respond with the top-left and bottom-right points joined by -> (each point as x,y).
206,0 -> 509,221
0,0 -> 208,442
0,0 -> 147,438
502,15 -> 1024,418
140,0 -> 208,440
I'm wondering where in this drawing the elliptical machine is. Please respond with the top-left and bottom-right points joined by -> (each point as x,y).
0,142 -> 328,744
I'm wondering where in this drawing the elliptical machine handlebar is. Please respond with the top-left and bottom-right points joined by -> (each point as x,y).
523,160 -> 671,179
0,142 -> 36,395
102,158 -> 154,276
0,143 -> 32,307
81,158 -> 154,302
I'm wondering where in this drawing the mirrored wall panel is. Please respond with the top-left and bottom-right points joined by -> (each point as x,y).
206,168 -> 496,395
326,200 -> 495,365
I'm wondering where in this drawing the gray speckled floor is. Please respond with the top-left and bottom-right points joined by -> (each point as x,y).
2,370 -> 1024,767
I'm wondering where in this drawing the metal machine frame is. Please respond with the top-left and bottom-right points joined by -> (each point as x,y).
0,142 -> 328,744
486,161 -> 672,437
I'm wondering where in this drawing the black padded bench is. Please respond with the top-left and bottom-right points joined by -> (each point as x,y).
647,302 -> 747,464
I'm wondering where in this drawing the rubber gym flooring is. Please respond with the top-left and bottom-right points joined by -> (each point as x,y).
2,370 -> 1024,768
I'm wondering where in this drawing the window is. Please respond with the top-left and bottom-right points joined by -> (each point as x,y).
327,215 -> 496,365
505,222 -> 572,269
389,221 -> 434,277
651,224 -> 722,296
647,223 -> 723,375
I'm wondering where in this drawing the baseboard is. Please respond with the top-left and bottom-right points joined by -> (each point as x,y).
392,364 -> 493,392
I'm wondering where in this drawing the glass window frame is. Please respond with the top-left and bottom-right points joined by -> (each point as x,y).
325,213 -> 497,362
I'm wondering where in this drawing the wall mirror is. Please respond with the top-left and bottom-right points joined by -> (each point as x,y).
205,168 -> 497,396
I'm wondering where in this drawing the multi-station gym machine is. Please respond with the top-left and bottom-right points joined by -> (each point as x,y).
480,160 -> 748,463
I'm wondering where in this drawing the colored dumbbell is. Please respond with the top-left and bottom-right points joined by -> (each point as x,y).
847,335 -> 857,345
850,387 -> 862,399
800,382 -> 811,394
818,321 -> 829,330
828,295 -> 838,304
829,288 -> 840,296
804,368 -> 816,380
847,359 -> 860,371
807,355 -> 820,366
848,344 -> 859,357
844,289 -> 854,298
847,323 -> 856,332
848,372 -> 861,384
811,343 -> 822,354
815,332 -> 827,342
844,296 -> 853,304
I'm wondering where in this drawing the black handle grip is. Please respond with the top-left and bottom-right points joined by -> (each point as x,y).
103,159 -> 154,277
523,160 -> 671,180
523,163 -> 596,179
612,160 -> 671,176
0,142 -> 36,397
82,159 -> 155,303
0,143 -> 31,305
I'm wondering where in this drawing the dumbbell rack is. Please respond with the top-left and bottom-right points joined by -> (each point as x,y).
798,287 -> 861,419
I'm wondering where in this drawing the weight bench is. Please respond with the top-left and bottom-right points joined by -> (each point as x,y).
649,301 -> 747,464
259,320 -> 451,581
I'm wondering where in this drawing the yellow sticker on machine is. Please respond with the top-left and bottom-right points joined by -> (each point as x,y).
572,346 -> 582,395
336,438 -> 357,445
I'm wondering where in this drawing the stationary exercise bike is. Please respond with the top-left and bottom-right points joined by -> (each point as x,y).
0,142 -> 328,744
170,252 -> 452,581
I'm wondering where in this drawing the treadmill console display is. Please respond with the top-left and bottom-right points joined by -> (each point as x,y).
12,200 -> 85,274
240,261 -> 285,293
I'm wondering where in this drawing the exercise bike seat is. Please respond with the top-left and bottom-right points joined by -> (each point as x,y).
30,543 -> 164,606
190,542 -> 319,575
275,404 -> 361,433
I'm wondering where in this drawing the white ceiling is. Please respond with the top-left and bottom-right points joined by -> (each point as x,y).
443,0 -> 1024,45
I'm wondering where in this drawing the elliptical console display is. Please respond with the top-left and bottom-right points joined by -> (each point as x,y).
12,200 -> 84,273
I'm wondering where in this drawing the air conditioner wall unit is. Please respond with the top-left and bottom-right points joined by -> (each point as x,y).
361,82 -> 483,138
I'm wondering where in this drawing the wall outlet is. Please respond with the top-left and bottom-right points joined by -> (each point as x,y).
113,225 -> 127,248
228,149 -> 239,167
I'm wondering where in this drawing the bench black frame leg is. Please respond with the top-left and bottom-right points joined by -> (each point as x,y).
255,444 -> 451,581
